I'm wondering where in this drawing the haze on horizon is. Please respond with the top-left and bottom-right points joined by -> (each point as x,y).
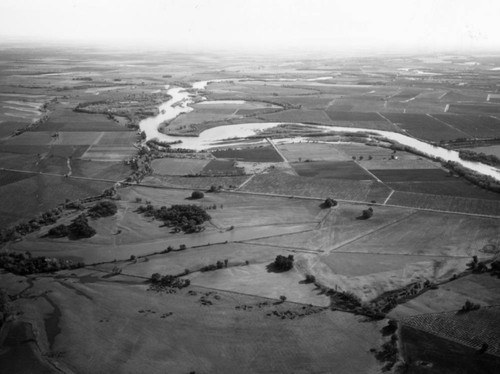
1,0 -> 500,54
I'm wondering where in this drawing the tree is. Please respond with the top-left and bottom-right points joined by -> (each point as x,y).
48,224 -> 70,238
88,201 -> 117,218
322,198 -> 337,208
151,273 -> 162,283
279,295 -> 287,303
272,255 -> 294,271
361,207 -> 373,219
191,191 -> 204,199
305,274 -> 316,283
68,214 -> 96,238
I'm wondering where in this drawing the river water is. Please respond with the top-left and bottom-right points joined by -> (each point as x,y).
139,80 -> 500,182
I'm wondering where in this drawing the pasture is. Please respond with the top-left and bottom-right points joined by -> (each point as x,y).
8,271 -> 384,374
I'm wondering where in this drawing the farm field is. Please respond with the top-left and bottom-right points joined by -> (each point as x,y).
387,190 -> 500,216
382,113 -> 468,141
241,170 -> 392,203
3,47 -> 500,374
387,179 -> 500,200
433,114 -> 500,138
464,144 -> 500,158
151,157 -> 209,175
291,160 -> 375,180
211,145 -> 283,162
276,142 -> 353,162
400,326 -> 500,374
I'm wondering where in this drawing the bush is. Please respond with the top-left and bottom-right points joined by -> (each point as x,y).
191,191 -> 204,199
88,201 -> 118,218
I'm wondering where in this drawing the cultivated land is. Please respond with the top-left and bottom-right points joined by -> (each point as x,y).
1,49 -> 500,374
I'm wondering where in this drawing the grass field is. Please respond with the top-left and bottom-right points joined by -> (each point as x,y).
292,160 -> 375,180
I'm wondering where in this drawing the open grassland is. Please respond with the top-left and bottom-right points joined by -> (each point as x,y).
7,188 -> 322,264
292,160 -> 375,180
245,204 -> 416,253
0,174 -> 115,226
388,191 -> 500,216
337,210 -> 500,257
4,271 -> 384,374
319,252 -> 455,277
96,242 -> 294,280
188,265 -> 329,306
151,158 -> 209,176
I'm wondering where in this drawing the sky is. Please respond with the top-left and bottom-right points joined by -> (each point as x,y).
1,0 -> 500,53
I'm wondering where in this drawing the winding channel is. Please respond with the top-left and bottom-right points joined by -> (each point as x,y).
139,80 -> 500,182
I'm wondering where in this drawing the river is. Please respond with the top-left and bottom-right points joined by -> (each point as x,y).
139,80 -> 500,182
